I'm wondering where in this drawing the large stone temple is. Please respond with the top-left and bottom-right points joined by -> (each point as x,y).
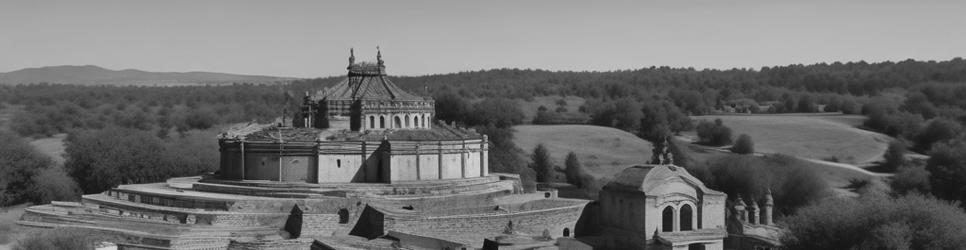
17,48 -> 766,250
16,49 -> 589,250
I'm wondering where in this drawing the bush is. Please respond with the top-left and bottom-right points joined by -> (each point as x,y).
695,119 -> 733,146
924,138 -> 966,205
707,154 -> 830,216
782,194 -> 966,250
730,134 -> 754,154
890,163 -> 931,196
14,228 -> 108,250
881,140 -> 907,172
182,108 -> 216,130
913,118 -> 962,153
0,132 -> 79,206
64,127 -> 216,194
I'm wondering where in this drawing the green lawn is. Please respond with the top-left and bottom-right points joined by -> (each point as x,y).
687,113 -> 890,165
513,124 -> 652,179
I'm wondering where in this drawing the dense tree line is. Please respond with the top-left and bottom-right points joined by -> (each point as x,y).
0,131 -> 79,206
64,127 -> 218,194
782,193 -> 966,249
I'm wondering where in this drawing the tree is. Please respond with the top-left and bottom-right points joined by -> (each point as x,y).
881,140 -> 907,172
65,128 -> 173,194
731,134 -> 754,154
696,119 -> 733,146
890,163 -> 931,196
564,152 -> 583,187
924,138 -> 966,205
434,91 -> 470,125
0,131 -> 79,206
913,118 -> 962,153
781,194 -> 966,250
530,144 -> 553,183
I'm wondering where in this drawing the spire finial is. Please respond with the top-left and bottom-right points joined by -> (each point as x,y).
377,46 -> 384,65
349,48 -> 355,65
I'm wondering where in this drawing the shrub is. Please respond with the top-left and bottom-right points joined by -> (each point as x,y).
913,118 -> 962,153
14,228 -> 107,250
730,134 -> 754,154
881,140 -> 907,172
890,163 -> 931,196
695,119 -> 733,146
781,194 -> 966,250
924,138 -> 966,205
0,131 -> 79,206
707,154 -> 830,216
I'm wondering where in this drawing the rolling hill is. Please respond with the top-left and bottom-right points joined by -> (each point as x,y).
685,113 -> 891,165
513,124 -> 652,179
0,65 -> 293,86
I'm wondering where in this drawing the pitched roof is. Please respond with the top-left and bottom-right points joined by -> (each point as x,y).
606,164 -> 725,195
316,62 -> 424,101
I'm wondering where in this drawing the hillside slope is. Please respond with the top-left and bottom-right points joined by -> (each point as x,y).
513,125 -> 652,179
686,114 -> 890,165
0,65 -> 293,86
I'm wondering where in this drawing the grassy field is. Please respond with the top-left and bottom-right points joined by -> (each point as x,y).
686,113 -> 891,165
513,124 -> 652,179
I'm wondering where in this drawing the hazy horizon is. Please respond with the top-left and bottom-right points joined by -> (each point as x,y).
2,0 -> 964,78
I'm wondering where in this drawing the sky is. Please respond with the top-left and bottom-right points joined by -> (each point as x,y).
1,0 -> 964,78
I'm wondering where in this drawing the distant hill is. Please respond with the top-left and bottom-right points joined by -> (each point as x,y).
0,65 -> 294,86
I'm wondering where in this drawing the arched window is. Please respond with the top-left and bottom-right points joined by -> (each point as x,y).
338,208 -> 349,224
422,115 -> 427,128
662,206 -> 674,232
369,116 -> 375,128
414,116 -> 420,128
394,116 -> 402,128
336,159 -> 341,168
380,116 -> 386,128
680,204 -> 693,231
405,114 -> 411,128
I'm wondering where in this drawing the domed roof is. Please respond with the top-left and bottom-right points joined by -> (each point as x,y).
313,48 -> 426,102
605,164 -> 723,195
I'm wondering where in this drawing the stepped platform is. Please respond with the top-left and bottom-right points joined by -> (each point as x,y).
19,173 -> 587,249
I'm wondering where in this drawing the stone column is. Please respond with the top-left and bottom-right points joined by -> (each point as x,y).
415,144 -> 421,180
461,140 -> 467,178
749,199 -> 759,224
735,197 -> 747,223
763,189 -> 774,225
437,141 -> 444,179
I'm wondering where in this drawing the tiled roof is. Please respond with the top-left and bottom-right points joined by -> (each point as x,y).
316,62 -> 424,101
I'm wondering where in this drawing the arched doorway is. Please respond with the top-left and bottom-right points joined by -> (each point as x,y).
405,114 -> 411,128
662,206 -> 674,232
414,116 -> 420,128
680,204 -> 693,231
563,228 -> 570,237
394,116 -> 402,128
379,116 -> 386,129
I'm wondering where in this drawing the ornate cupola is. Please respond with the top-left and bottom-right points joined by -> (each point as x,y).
298,47 -> 435,132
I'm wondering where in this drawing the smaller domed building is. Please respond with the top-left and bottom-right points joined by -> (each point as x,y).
569,153 -> 728,250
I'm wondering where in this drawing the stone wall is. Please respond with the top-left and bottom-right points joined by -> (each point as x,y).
384,203 -> 586,244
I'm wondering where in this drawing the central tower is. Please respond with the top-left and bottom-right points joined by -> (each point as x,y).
299,47 -> 434,132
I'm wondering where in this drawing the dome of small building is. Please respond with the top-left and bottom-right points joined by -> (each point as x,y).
605,164 -> 722,195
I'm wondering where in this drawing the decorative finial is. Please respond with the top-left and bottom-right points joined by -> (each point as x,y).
349,48 -> 355,65
377,46 -> 384,65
